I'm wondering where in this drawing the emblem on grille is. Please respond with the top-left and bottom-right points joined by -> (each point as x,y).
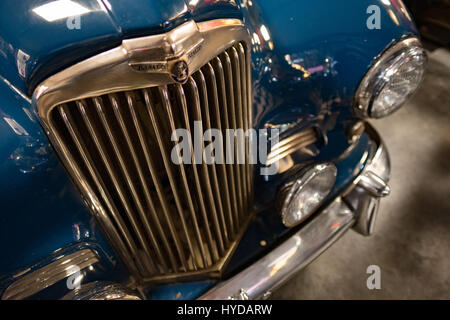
170,60 -> 189,83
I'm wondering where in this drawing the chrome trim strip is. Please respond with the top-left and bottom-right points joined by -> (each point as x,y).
2,249 -> 99,300
266,128 -> 317,166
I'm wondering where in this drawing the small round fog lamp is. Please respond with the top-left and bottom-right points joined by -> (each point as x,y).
279,163 -> 337,227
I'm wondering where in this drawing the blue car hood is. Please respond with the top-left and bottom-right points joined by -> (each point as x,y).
0,0 -> 242,95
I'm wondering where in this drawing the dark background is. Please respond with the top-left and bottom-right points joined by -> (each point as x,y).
404,0 -> 450,47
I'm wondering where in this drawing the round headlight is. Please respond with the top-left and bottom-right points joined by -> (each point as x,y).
354,37 -> 427,118
279,163 -> 337,227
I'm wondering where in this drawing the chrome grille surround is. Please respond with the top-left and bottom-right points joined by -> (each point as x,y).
3,249 -> 100,300
33,19 -> 253,282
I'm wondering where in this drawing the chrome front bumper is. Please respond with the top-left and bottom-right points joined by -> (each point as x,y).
200,124 -> 390,300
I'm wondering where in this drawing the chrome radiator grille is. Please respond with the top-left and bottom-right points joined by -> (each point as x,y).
47,42 -> 253,281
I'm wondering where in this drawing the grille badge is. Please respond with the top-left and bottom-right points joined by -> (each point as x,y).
125,20 -> 203,84
170,60 -> 189,83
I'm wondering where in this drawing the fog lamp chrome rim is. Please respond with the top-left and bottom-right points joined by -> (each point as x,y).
279,163 -> 337,228
354,37 -> 427,119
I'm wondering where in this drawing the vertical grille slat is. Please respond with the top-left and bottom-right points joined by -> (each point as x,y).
94,96 -> 165,274
195,70 -> 230,246
202,63 -> 235,237
110,93 -> 178,272
221,51 -> 245,221
49,107 -> 142,278
125,92 -> 187,271
143,87 -> 196,271
236,43 -> 252,204
47,42 -> 255,281
212,57 -> 240,232
67,102 -> 166,273
58,104 -> 147,276
160,85 -> 208,269
186,77 -> 226,255
74,101 -> 145,272
229,47 -> 248,218
174,84 -> 220,264
244,43 -> 254,202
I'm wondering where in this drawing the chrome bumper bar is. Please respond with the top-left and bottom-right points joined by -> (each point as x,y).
200,198 -> 356,300
200,124 -> 390,300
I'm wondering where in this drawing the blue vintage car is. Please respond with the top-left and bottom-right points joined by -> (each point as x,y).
0,0 -> 426,300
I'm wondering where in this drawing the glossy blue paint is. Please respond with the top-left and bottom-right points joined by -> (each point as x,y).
0,0 -> 121,95
242,0 -> 418,128
101,0 -> 190,38
190,0 -> 242,22
0,0 -> 244,96
0,76 -> 126,288
0,0 -> 418,299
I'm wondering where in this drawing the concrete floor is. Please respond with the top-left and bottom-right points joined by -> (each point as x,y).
272,48 -> 450,299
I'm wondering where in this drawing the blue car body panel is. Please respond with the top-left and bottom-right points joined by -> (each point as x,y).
0,0 -> 418,299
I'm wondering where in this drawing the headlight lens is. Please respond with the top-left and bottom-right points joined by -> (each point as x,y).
354,37 -> 427,118
279,163 -> 337,227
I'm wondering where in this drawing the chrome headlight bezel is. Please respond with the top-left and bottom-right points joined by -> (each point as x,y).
279,163 -> 337,228
354,37 -> 427,119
